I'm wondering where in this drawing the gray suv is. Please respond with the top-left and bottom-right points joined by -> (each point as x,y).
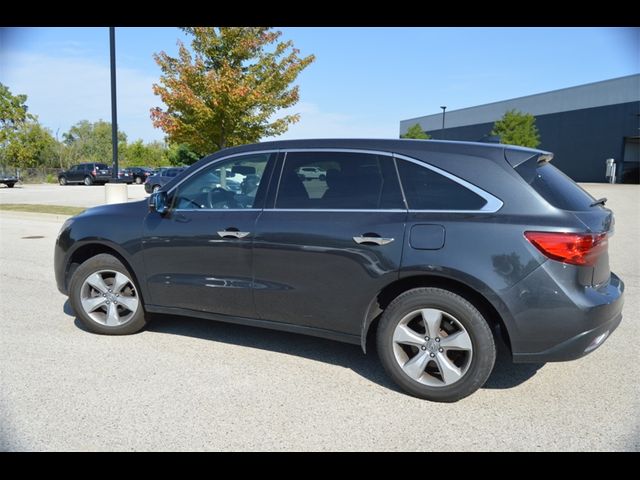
54,139 -> 624,402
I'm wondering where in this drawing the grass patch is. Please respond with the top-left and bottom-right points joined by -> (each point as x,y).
0,203 -> 85,216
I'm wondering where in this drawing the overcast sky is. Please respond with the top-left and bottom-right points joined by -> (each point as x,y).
1,27 -> 638,143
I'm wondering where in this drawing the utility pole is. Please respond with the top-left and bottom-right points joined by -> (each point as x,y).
110,27 -> 119,182
440,106 -> 447,130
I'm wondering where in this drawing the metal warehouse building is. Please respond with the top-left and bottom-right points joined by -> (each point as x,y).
399,74 -> 640,183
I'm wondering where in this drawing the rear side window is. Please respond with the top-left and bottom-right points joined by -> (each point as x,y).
276,152 -> 404,210
397,159 -> 487,210
516,161 -> 595,211
95,163 -> 109,170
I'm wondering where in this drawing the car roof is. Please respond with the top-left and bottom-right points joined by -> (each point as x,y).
210,138 -> 550,158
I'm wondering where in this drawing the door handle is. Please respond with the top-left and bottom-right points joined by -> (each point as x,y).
353,236 -> 394,246
217,230 -> 250,239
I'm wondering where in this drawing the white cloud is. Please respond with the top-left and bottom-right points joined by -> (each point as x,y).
0,50 -> 164,143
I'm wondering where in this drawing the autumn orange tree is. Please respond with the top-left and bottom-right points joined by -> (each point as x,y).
151,27 -> 315,156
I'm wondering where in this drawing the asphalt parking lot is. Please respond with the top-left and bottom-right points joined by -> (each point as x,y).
0,182 -> 638,451
0,183 -> 148,207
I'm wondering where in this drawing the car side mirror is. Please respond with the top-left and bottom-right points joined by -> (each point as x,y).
149,191 -> 169,215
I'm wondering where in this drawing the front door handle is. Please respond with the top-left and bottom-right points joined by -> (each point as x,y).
353,236 -> 394,246
217,230 -> 250,239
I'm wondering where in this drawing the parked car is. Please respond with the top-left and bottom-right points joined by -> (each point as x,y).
143,167 -> 186,193
297,166 -> 326,181
125,167 -> 154,184
0,170 -> 18,188
54,139 -> 624,402
58,163 -> 111,186
117,169 -> 133,184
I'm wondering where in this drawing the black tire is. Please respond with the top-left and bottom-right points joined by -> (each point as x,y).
84,175 -> 93,186
376,287 -> 495,402
135,176 -> 142,184
7,183 -> 15,188
59,176 -> 67,186
69,253 -> 147,335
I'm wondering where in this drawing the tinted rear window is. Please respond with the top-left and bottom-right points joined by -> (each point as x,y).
397,159 -> 487,210
95,163 -> 109,169
516,161 -> 595,211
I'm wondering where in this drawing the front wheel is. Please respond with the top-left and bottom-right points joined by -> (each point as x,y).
69,253 -> 147,335
135,176 -> 142,184
59,176 -> 67,186
376,287 -> 495,402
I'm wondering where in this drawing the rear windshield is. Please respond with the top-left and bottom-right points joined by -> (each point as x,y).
516,161 -> 596,211
95,163 -> 109,170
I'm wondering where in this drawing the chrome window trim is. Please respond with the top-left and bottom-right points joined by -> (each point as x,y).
269,148 -> 502,214
393,153 -> 504,213
171,209 -> 262,213
264,209 -> 407,213
166,147 -> 503,214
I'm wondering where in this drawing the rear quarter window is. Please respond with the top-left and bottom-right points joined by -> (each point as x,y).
516,161 -> 595,211
397,159 -> 487,210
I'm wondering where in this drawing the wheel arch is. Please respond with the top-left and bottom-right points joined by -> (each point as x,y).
64,241 -> 145,303
361,274 -> 512,356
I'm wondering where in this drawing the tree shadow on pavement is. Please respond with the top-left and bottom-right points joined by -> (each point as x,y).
63,301 -> 544,393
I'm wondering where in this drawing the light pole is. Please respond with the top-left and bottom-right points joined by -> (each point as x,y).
109,27 -> 119,182
440,106 -> 447,131
105,26 -> 127,204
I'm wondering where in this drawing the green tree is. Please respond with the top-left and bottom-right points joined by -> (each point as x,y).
151,27 -> 315,155
123,139 -> 171,168
4,120 -> 58,169
1,83 -> 35,163
490,109 -> 540,148
62,120 -> 127,166
167,143 -> 200,166
401,123 -> 431,139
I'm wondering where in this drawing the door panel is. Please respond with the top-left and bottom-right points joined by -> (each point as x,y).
253,211 -> 406,335
142,210 -> 259,317
252,150 -> 406,335
141,151 -> 276,317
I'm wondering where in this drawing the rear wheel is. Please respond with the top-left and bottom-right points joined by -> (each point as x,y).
59,176 -> 67,186
7,183 -> 15,188
69,253 -> 147,335
84,175 -> 93,186
377,287 -> 495,402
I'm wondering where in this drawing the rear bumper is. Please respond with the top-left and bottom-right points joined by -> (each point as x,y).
513,310 -> 622,363
504,263 -> 624,363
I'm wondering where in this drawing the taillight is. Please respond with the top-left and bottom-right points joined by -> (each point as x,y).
92,167 -> 97,176
524,231 -> 608,266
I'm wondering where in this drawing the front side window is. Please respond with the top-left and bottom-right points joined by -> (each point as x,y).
397,159 -> 487,210
172,153 -> 270,210
275,151 -> 403,210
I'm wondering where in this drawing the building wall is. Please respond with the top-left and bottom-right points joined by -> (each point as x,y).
423,101 -> 640,183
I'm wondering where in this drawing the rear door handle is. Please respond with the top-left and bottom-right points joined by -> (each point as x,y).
353,236 -> 394,246
217,229 -> 250,239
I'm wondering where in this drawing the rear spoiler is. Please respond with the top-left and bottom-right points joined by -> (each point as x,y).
505,149 -> 554,168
